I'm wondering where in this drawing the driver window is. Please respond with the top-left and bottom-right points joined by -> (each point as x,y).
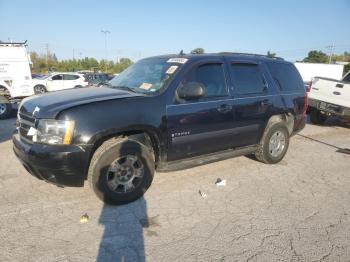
183,63 -> 227,97
51,74 -> 63,81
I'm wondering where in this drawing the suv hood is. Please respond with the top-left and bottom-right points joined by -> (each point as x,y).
19,86 -> 144,118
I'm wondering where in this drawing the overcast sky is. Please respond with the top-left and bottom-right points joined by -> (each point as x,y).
1,0 -> 349,62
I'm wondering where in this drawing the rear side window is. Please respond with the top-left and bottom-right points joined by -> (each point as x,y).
267,62 -> 304,92
63,74 -> 80,80
230,63 -> 266,95
184,63 -> 227,97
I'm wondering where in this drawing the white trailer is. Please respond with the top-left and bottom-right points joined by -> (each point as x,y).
294,62 -> 344,82
0,41 -> 34,119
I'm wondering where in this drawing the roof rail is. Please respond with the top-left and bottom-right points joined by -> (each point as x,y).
219,52 -> 284,60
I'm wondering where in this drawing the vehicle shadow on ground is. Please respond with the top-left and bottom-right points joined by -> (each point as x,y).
97,139 -> 153,262
0,112 -> 17,143
297,133 -> 350,155
97,199 -> 147,262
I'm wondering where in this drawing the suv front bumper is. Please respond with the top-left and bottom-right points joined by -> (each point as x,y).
13,132 -> 91,187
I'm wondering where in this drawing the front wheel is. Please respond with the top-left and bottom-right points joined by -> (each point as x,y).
34,85 -> 47,94
255,123 -> 290,164
88,138 -> 155,205
0,102 -> 12,119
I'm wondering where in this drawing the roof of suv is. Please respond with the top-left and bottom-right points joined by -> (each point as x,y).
150,52 -> 286,63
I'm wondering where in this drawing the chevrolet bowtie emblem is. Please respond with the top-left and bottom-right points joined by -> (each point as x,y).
32,106 -> 40,116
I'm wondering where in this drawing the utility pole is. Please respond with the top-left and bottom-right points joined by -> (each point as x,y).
73,48 -> 75,60
326,43 -> 335,64
101,29 -> 110,72
45,43 -> 49,69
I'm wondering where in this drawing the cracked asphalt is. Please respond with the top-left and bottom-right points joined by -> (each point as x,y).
0,116 -> 350,262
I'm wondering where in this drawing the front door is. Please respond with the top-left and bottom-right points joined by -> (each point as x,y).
47,74 -> 64,91
167,61 -> 235,161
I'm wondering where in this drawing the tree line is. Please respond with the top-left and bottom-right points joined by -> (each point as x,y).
30,48 -> 350,75
30,51 -> 133,74
270,50 -> 350,74
191,48 -> 350,75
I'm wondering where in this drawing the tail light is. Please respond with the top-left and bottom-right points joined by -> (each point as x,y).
306,82 -> 312,92
303,91 -> 308,115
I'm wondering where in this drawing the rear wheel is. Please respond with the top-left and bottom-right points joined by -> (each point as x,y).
74,85 -> 83,89
88,138 -> 155,205
0,102 -> 12,119
309,108 -> 327,125
255,123 -> 289,164
34,85 -> 47,94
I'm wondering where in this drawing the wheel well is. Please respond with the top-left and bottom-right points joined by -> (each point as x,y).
0,85 -> 11,101
88,130 -> 160,176
265,113 -> 294,135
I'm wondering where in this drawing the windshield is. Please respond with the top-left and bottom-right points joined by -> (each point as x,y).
109,57 -> 182,94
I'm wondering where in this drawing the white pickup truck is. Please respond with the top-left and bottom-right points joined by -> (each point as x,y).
308,71 -> 350,124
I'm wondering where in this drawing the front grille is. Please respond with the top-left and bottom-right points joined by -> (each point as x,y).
18,112 -> 36,144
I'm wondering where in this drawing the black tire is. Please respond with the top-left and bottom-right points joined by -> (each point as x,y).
255,123 -> 290,164
309,108 -> 327,125
88,138 -> 155,205
0,102 -> 12,119
74,85 -> 83,89
34,85 -> 47,94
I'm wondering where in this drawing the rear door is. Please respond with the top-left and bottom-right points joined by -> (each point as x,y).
226,60 -> 274,147
63,74 -> 80,89
167,60 -> 235,161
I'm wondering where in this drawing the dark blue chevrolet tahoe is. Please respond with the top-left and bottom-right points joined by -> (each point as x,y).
13,53 -> 307,205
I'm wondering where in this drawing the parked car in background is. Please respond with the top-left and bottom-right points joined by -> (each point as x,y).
0,41 -> 34,119
308,71 -> 350,124
84,73 -> 113,87
13,52 -> 307,205
32,72 -> 88,94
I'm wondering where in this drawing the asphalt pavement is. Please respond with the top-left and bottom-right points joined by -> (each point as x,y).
0,116 -> 350,262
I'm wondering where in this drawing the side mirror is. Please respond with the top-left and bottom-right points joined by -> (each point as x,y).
177,82 -> 205,100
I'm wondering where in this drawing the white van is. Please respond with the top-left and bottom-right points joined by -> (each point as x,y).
0,41 -> 34,119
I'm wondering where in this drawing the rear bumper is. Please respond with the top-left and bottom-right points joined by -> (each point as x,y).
308,98 -> 350,117
12,132 -> 91,187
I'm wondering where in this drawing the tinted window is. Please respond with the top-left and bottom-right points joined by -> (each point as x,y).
51,74 -> 62,80
63,74 -> 80,80
184,63 -> 227,97
230,64 -> 265,95
267,62 -> 304,91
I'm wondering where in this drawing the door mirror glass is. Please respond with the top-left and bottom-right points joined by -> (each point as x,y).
177,82 -> 205,100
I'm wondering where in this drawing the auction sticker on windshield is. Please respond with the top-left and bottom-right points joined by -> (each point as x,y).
139,83 -> 153,90
167,58 -> 188,64
166,65 -> 178,74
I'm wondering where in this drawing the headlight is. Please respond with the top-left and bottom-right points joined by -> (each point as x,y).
34,120 -> 75,145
